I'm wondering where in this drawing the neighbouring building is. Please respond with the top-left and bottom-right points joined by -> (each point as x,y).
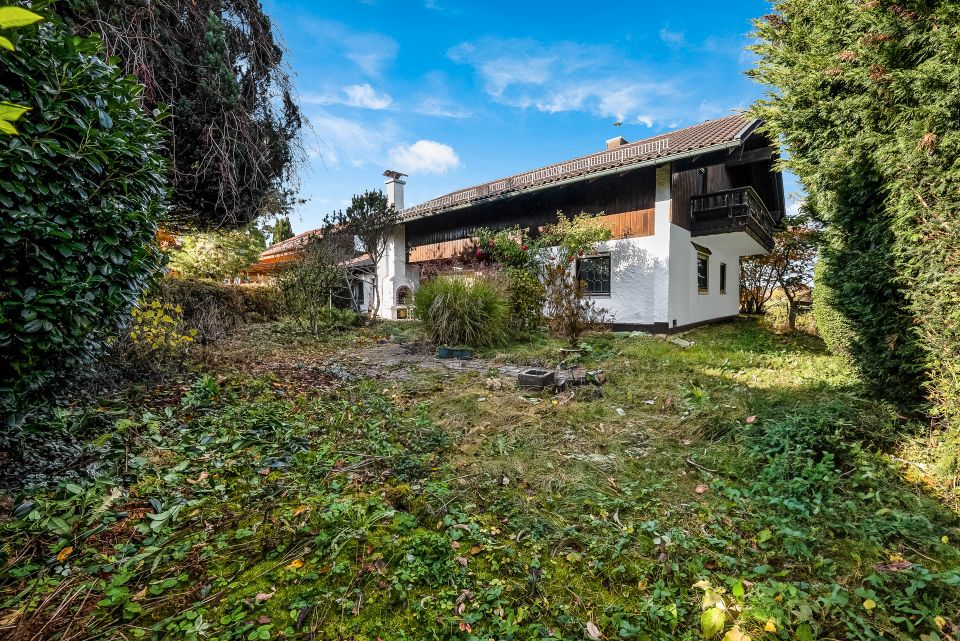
248,113 -> 784,331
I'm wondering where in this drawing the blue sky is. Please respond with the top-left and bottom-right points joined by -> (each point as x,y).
264,0 -> 799,233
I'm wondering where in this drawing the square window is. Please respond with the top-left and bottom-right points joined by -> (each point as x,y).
720,263 -> 727,295
697,252 -> 709,294
576,255 -> 611,295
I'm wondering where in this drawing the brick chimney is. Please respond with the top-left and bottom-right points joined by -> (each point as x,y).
606,136 -> 628,150
383,169 -> 407,210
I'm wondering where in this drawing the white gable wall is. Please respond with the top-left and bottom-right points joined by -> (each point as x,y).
667,230 -> 740,328
583,164 -> 673,327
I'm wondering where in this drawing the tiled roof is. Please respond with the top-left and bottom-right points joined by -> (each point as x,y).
261,228 -> 325,258
402,113 -> 758,220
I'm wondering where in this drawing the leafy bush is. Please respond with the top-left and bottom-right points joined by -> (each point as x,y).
236,284 -> 283,321
0,20 -> 168,423
539,214 -> 612,344
504,267 -> 544,336
129,301 -> 196,358
165,226 -> 266,280
414,277 -> 509,348
156,278 -> 282,342
315,307 -> 363,332
275,235 -> 355,335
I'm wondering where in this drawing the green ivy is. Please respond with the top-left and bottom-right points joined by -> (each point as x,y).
0,21 -> 168,427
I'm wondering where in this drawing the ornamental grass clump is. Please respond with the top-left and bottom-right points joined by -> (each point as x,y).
414,277 -> 509,348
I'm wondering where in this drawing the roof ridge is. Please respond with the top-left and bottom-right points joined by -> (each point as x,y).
402,112 -> 754,219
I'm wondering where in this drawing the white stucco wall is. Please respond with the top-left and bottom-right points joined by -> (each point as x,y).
667,229 -> 740,328
584,234 -> 670,326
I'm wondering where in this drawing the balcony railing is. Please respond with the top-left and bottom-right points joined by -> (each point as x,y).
689,186 -> 775,251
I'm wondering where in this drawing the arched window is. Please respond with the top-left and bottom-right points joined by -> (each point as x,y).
396,285 -> 412,306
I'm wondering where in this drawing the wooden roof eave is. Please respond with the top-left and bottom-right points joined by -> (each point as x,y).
402,138 -> 747,223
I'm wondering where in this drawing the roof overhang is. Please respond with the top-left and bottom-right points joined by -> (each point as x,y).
402,137 -> 749,223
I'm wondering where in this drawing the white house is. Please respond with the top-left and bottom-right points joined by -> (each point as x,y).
375,113 -> 784,331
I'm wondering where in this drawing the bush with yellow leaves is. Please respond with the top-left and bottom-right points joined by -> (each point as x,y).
128,300 -> 197,362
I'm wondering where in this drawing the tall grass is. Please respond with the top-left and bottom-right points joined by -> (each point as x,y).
414,276 -> 509,348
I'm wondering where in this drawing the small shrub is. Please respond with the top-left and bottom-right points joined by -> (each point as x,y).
317,307 -> 363,331
539,213 -> 612,345
414,277 -> 509,348
157,278 -> 244,342
127,301 -> 196,363
276,235 -> 355,335
504,267 -> 544,336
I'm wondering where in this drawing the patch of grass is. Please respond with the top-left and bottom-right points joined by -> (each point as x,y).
1,317 -> 958,640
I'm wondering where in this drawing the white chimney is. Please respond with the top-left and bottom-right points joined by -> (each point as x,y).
606,136 -> 628,150
383,169 -> 407,210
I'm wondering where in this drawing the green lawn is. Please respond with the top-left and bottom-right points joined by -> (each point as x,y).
1,318 -> 958,641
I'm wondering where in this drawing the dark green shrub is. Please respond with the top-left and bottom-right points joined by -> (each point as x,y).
812,259 -> 854,357
751,0 -> 960,481
316,307 -> 362,331
414,277 -> 509,348
1,21 -> 168,422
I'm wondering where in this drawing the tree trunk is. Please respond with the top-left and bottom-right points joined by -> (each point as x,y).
788,300 -> 798,331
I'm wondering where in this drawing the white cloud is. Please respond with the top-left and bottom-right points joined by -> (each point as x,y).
448,37 -> 680,125
306,110 -> 399,168
302,84 -> 393,110
659,27 -> 686,46
414,97 -> 472,119
306,20 -> 398,77
388,140 -> 461,174
342,84 -> 393,109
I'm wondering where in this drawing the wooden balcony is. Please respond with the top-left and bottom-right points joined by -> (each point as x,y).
689,187 -> 775,253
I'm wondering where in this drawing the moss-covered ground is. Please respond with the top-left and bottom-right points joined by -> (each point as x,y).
1,318 -> 958,640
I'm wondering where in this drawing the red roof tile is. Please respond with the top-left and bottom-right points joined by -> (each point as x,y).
403,113 -> 758,219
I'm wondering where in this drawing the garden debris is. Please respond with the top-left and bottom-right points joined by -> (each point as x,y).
694,484 -> 709,494
668,337 -> 694,348
615,407 -> 626,416
518,368 -> 555,389
586,369 -> 606,385
577,386 -> 603,400
485,376 -> 503,390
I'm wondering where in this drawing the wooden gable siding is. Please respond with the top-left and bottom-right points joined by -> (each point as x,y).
406,210 -> 655,264
406,166 -> 656,263
671,163 -> 732,230
408,238 -> 478,263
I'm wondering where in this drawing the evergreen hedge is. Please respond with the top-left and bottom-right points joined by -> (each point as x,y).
0,22 -> 168,425
751,1 -> 960,478
811,260 -> 854,359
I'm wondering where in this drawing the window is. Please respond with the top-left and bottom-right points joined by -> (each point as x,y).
720,263 -> 727,295
697,252 -> 709,294
577,255 -> 611,295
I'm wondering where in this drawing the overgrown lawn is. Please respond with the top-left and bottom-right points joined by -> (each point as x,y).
1,319 -> 957,640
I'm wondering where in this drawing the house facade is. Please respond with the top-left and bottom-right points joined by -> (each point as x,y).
375,113 -> 784,331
